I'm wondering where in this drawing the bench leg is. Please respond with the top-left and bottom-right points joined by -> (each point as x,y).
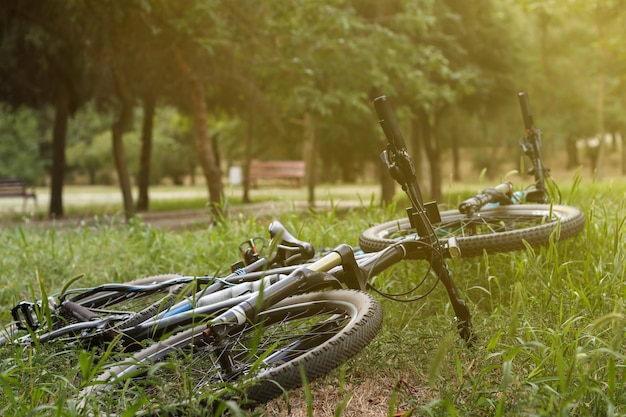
23,196 -> 37,213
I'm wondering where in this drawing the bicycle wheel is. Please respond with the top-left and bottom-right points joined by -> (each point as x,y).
1,274 -> 187,346
80,289 -> 382,410
359,204 -> 585,258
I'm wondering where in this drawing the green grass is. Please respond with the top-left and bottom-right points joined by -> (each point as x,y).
0,179 -> 625,416
0,183 -> 383,221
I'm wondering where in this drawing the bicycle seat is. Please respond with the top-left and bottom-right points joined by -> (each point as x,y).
268,221 -> 315,265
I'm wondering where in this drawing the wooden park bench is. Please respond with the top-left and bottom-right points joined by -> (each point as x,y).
0,178 -> 37,210
249,160 -> 305,188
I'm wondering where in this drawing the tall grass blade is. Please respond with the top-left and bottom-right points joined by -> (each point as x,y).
299,364 -> 313,417
427,332 -> 455,385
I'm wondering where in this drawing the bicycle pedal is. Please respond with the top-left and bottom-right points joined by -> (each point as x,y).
11,301 -> 40,331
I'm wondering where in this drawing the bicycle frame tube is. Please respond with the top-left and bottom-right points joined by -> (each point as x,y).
142,245 -> 392,339
63,251 -> 349,342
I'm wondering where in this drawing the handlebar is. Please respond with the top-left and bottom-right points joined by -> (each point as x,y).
518,91 -> 535,132
373,95 -> 408,151
373,95 -> 427,219
458,181 -> 513,215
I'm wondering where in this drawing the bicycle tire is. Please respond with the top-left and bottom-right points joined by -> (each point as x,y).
80,289 -> 382,409
359,204 -> 585,258
1,274 -> 186,346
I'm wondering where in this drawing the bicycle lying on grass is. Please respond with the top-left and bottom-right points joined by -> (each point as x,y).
359,92 -> 580,256
1,92 -> 585,413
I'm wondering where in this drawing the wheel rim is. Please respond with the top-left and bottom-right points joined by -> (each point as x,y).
177,299 -> 357,390
378,207 -> 561,240
435,207 -> 558,238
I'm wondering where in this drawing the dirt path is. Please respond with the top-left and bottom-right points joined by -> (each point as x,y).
2,199 -> 367,230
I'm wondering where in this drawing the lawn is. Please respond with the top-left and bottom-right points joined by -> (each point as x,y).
0,183 -> 383,219
0,178 -> 624,416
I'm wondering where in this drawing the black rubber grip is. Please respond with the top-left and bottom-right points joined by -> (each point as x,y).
64,300 -> 99,321
458,181 -> 513,214
518,92 -> 534,130
373,96 -> 407,150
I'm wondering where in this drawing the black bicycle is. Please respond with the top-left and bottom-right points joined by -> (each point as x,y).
359,92 -> 585,257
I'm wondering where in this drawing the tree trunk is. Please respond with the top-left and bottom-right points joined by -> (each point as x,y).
417,110 -> 442,201
566,136 -> 579,169
621,132 -> 626,175
175,50 -> 223,218
451,132 -> 460,182
242,105 -> 253,204
409,117 -> 428,197
303,112 -> 316,207
380,163 -> 395,206
111,107 -> 134,220
594,21 -> 606,179
111,61 -> 135,221
339,152 -> 355,183
429,150 -> 443,202
49,88 -> 69,218
594,80 -> 605,179
136,96 -> 155,212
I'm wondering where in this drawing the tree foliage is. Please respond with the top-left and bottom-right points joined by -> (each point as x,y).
0,109 -> 47,183
1,0 -> 626,212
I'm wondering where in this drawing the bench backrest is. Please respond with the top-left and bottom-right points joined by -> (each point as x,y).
0,178 -> 34,197
249,161 -> 306,179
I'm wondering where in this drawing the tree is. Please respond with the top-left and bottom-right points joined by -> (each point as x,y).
412,0 -> 525,200
137,96 -> 155,210
260,0 -> 411,204
174,49 -> 223,216
0,0 -> 89,218
584,0 -> 626,178
86,1 -> 157,220
520,0 -> 626,176
146,0 -> 261,216
0,109 -> 47,183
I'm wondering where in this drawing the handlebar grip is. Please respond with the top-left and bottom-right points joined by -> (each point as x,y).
458,181 -> 513,214
518,91 -> 535,131
373,96 -> 408,150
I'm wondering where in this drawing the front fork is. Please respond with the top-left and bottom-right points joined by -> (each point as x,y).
376,96 -> 473,344
407,203 -> 474,344
427,252 -> 473,344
